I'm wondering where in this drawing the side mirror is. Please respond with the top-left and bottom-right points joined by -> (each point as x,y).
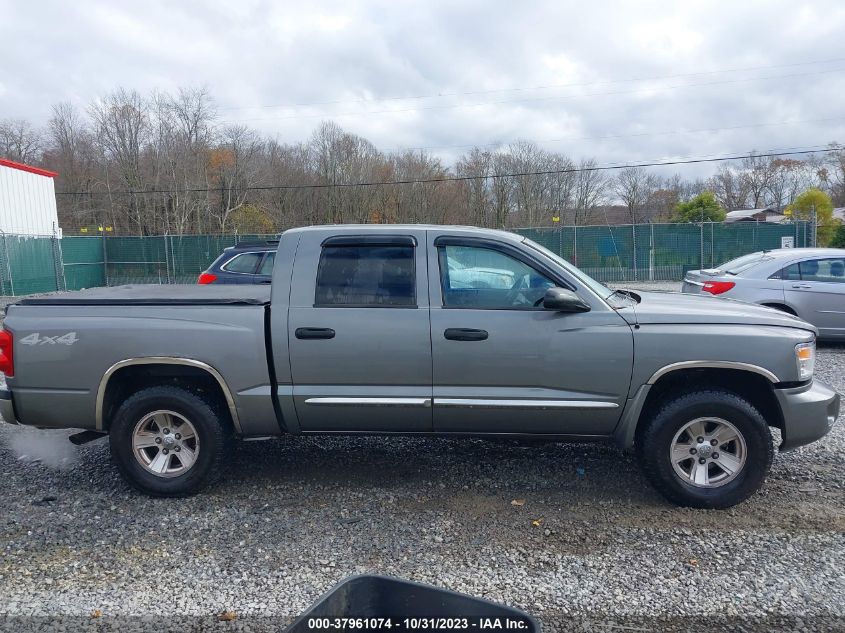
542,287 -> 591,313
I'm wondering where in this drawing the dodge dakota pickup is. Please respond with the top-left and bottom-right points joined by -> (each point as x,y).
0,225 -> 839,508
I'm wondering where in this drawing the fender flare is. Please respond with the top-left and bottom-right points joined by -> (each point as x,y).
95,357 -> 242,433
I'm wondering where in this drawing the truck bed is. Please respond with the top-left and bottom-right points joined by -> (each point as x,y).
16,284 -> 270,306
4,283 -> 277,435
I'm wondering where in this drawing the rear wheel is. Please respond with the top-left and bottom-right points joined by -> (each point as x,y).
109,385 -> 231,496
637,389 -> 773,508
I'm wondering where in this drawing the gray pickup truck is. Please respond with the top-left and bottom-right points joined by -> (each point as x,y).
0,225 -> 839,508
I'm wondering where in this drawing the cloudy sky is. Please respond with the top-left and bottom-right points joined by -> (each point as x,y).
2,0 -> 844,170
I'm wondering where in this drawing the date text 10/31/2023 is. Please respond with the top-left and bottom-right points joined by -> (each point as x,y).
305,617 -> 533,631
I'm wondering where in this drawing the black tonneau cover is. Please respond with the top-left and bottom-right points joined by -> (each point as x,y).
17,284 -> 270,306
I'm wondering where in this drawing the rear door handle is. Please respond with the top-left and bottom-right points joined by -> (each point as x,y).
444,328 -> 488,341
792,284 -> 812,289
295,327 -> 336,340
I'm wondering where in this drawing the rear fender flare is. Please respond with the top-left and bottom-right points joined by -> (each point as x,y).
95,357 -> 242,433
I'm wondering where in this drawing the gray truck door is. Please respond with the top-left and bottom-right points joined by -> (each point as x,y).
785,256 -> 845,338
287,230 -> 432,432
427,234 -> 633,436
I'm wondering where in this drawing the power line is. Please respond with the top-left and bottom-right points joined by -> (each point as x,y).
55,146 -> 842,196
218,56 -> 845,111
221,67 -> 845,123
394,116 -> 845,152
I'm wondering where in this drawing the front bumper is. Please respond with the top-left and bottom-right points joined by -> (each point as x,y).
0,387 -> 17,424
775,378 -> 840,451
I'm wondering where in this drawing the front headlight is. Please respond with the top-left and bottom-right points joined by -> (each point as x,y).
795,341 -> 815,381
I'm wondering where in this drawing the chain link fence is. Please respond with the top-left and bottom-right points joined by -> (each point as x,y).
520,221 -> 812,282
0,221 -> 814,297
0,232 -> 66,296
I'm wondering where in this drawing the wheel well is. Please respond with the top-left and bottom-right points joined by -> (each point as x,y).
760,302 -> 797,316
100,364 -> 232,431
637,368 -> 784,438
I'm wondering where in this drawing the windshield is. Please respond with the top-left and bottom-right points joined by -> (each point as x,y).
718,251 -> 774,275
522,238 -> 614,299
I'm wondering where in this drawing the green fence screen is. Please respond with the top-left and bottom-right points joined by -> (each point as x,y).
61,237 -> 105,290
519,221 -> 811,282
0,234 -> 61,296
0,222 -> 815,296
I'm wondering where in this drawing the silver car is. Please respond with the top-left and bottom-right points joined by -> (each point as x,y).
682,248 -> 845,340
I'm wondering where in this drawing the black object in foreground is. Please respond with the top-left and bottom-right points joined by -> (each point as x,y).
286,575 -> 540,633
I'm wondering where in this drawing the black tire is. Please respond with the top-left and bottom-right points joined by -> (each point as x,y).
109,385 -> 231,496
637,389 -> 773,509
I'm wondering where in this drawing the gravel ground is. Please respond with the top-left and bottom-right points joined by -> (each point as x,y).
0,286 -> 843,632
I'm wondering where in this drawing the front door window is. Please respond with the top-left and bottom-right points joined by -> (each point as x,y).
439,245 -> 555,309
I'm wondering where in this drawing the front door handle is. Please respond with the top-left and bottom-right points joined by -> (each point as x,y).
444,328 -> 488,341
295,327 -> 336,340
792,284 -> 812,289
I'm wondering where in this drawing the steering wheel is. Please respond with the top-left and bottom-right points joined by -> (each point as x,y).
504,275 -> 533,307
503,280 -> 522,306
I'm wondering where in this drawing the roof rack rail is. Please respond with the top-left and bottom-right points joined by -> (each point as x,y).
232,239 -> 280,248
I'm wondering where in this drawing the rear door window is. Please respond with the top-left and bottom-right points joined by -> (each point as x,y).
799,258 -> 845,283
315,245 -> 416,307
772,263 -> 801,280
222,252 -> 262,274
258,252 -> 275,276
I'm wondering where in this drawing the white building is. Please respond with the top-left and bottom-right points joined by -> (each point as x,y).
0,158 -> 60,237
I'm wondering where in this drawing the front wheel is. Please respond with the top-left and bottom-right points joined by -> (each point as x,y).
109,385 -> 231,496
637,389 -> 774,509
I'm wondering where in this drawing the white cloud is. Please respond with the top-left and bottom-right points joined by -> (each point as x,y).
1,0 -> 844,174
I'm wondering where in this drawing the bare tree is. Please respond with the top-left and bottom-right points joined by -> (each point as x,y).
766,159 -> 804,211
47,102 -> 99,229
155,87 -> 217,234
390,149 -> 450,223
0,118 -> 43,163
614,166 -> 659,224
89,88 -> 150,233
572,159 -> 608,225
490,152 -> 514,229
741,152 -> 775,209
825,143 -> 845,206
456,148 -> 493,227
508,141 -> 548,226
309,121 -> 385,224
708,164 -> 750,211
546,154 -> 576,224
208,125 -> 263,232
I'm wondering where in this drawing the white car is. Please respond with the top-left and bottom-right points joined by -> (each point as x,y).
446,256 -> 515,289
682,247 -> 845,340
